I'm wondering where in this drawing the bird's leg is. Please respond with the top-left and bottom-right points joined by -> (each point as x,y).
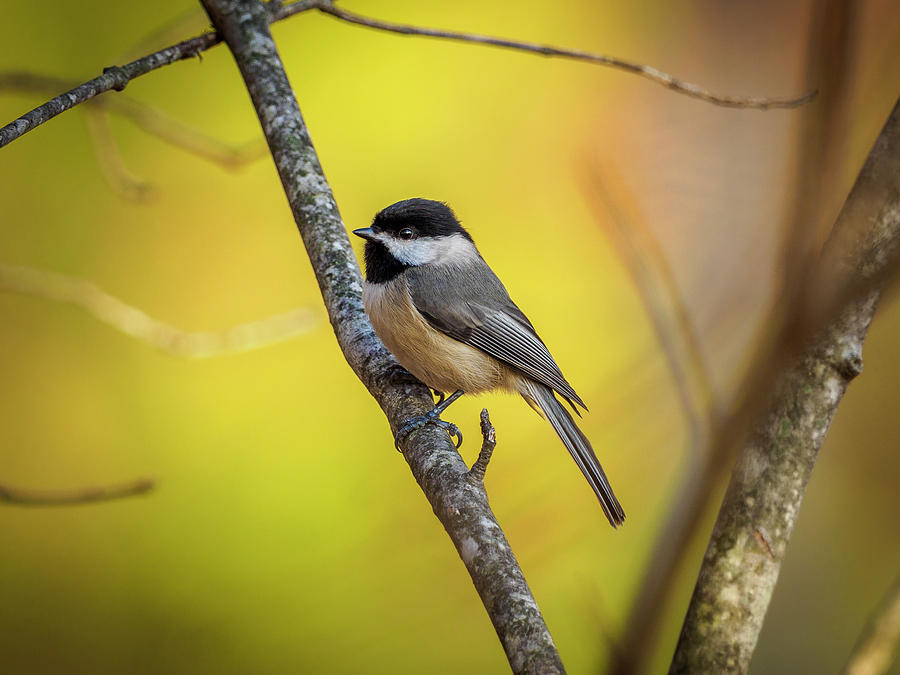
395,390 -> 465,449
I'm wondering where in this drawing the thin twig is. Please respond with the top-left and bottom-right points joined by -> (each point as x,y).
199,1 -> 564,671
582,163 -> 723,674
0,477 -> 154,506
468,408 -> 497,483
0,0 -> 813,148
845,576 -> 900,675
311,0 -> 816,110
0,72 -> 267,169
0,264 -> 316,358
582,162 -> 714,453
0,33 -> 221,148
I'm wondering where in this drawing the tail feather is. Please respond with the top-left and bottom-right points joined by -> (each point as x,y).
522,381 -> 625,528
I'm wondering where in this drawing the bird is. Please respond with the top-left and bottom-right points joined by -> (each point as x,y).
353,198 -> 625,528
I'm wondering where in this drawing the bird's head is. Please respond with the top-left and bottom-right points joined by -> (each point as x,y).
354,199 -> 476,280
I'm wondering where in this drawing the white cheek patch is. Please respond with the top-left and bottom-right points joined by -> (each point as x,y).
379,233 -> 478,267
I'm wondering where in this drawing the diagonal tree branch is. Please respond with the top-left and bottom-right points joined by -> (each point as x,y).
0,72 -> 268,169
670,97 -> 900,674
198,0 -> 564,672
844,575 -> 900,675
0,31 -> 220,148
611,5 -> 867,670
0,0 -> 813,149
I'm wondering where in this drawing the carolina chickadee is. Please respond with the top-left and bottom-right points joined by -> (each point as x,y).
353,198 -> 625,527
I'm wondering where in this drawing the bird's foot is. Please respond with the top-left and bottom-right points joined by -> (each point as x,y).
395,409 -> 463,449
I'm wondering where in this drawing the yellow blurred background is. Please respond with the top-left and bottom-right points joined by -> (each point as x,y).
0,1 -> 898,673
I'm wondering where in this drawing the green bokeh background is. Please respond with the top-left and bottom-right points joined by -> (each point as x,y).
1,1 -> 898,673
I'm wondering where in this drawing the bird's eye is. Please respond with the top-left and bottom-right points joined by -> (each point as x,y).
398,228 -> 415,240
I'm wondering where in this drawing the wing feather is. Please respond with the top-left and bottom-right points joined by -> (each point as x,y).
406,265 -> 586,410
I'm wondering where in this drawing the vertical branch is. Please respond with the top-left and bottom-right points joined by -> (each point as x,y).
583,161 -> 718,675
196,1 -> 564,672
670,99 -> 900,674
613,3 -> 862,671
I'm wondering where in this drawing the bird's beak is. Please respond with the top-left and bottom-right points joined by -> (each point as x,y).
352,227 -> 376,241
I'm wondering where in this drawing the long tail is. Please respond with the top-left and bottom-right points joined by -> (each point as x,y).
521,380 -> 625,528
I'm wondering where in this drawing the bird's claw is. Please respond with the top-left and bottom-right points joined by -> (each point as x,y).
395,412 -> 463,450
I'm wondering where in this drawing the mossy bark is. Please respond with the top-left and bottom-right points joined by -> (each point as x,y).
199,1 -> 565,672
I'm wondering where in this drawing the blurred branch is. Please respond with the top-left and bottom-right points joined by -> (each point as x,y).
84,106 -> 154,200
670,96 -> 900,674
604,5 -> 869,672
0,0 -> 815,148
583,162 -> 716,454
845,576 -> 900,675
114,7 -> 211,63
310,1 -> 816,110
198,1 -> 564,672
0,476 -> 154,505
0,72 -> 268,172
583,163 -> 720,675
0,264 -> 316,358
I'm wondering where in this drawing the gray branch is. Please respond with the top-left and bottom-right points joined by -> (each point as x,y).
0,32 -> 216,148
670,98 -> 900,674
1,0 -> 815,149
197,0 -> 564,672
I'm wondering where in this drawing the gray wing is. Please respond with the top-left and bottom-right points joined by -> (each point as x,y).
406,263 -> 586,410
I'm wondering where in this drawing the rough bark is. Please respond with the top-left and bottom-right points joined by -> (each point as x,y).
670,98 -> 900,674
0,34 -> 216,148
197,0 -> 564,672
0,1 -> 322,149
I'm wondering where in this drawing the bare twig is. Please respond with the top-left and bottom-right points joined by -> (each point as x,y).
583,163 -> 723,675
583,162 -> 715,454
467,408 -> 497,483
0,72 -> 267,169
198,1 -> 564,671
670,97 -> 900,674
845,576 -> 900,675
0,0 -> 813,148
311,1 -> 816,110
0,33 -> 220,148
0,264 -> 316,358
0,477 -> 154,506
